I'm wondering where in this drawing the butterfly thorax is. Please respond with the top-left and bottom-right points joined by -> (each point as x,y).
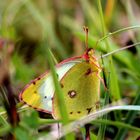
82,48 -> 100,71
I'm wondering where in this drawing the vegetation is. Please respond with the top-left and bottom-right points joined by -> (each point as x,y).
0,0 -> 140,140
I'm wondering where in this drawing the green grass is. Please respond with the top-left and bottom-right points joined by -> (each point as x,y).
0,0 -> 140,140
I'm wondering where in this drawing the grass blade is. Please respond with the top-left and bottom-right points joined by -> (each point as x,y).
114,88 -> 140,140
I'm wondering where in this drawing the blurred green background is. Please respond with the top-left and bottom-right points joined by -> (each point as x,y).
0,0 -> 140,85
0,0 -> 140,140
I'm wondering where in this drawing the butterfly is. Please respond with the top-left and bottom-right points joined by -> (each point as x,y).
19,27 -> 101,120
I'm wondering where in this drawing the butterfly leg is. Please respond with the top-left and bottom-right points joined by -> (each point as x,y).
90,59 -> 108,91
95,71 -> 108,91
89,58 -> 102,71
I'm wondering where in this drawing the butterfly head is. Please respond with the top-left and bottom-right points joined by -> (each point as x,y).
82,26 -> 97,61
87,48 -> 94,57
82,48 -> 95,61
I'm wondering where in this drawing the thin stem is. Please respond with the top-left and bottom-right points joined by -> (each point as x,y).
114,88 -> 140,140
43,104 -> 140,140
99,42 -> 140,59
97,0 -> 106,36
96,25 -> 140,47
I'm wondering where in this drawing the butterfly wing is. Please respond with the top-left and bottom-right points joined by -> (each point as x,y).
19,60 -> 80,113
53,61 -> 100,119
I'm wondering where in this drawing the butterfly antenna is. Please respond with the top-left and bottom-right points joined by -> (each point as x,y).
83,26 -> 89,50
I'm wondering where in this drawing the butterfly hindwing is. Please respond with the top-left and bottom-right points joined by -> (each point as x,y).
53,61 -> 100,119
19,61 -> 80,113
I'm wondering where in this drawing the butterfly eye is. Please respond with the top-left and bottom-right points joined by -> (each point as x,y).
68,90 -> 77,98
88,49 -> 94,55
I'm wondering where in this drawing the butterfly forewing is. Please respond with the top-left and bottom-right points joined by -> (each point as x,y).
53,61 -> 100,119
19,61 -> 80,113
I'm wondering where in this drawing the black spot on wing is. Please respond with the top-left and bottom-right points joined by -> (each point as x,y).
20,96 -> 23,101
34,107 -> 37,110
32,81 -> 36,85
60,83 -> 64,88
68,90 -> 77,98
77,111 -> 81,114
37,77 -> 41,80
70,112 -> 73,114
86,107 -> 92,114
85,68 -> 92,76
